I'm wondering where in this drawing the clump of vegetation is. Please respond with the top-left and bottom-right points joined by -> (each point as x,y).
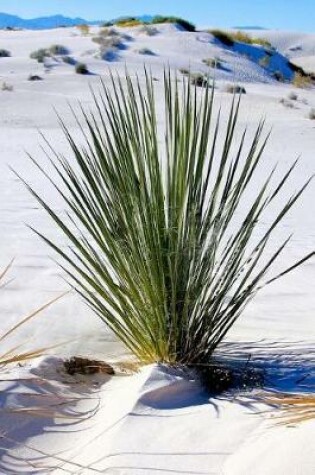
209,29 -> 272,49
231,31 -> 272,47
190,73 -> 209,87
115,17 -> 143,27
179,67 -> 190,75
75,62 -> 89,74
77,24 -> 90,36
288,91 -> 298,101
209,29 -> 234,46
259,55 -> 271,68
102,20 -> 114,27
202,57 -> 222,69
293,72 -> 312,88
137,47 -> 155,55
28,74 -> 43,81
26,70 -> 313,366
139,25 -> 159,36
279,98 -> 295,109
0,49 -> 11,57
30,48 -> 50,63
62,55 -> 76,65
1,81 -> 13,91
49,44 -> 69,56
309,108 -> 315,120
30,45 -> 69,62
272,71 -> 285,82
151,16 -> 195,32
224,84 -> 246,94
92,28 -> 126,61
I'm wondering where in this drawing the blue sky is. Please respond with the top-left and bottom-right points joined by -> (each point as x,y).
0,0 -> 314,32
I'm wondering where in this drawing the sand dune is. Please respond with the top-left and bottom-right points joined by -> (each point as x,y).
0,23 -> 314,474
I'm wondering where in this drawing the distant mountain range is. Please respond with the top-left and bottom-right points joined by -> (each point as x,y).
0,13 -> 102,29
0,13 -> 157,30
232,26 -> 267,30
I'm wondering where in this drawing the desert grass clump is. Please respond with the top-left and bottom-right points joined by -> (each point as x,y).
62,55 -> 76,65
288,91 -> 298,101
92,28 -> 126,61
139,25 -> 159,36
1,81 -> 13,91
259,55 -> 271,68
77,24 -> 90,36
49,44 -> 69,56
279,98 -> 295,109
231,31 -> 272,47
190,73 -> 209,87
30,48 -> 50,63
115,17 -> 143,27
272,70 -> 285,82
151,16 -> 195,32
0,49 -> 11,57
202,57 -> 222,69
264,393 -> 315,425
137,47 -> 155,55
209,30 -> 234,46
26,70 -> 313,365
293,72 -> 312,88
75,62 -> 89,75
308,108 -> 315,120
224,83 -> 246,94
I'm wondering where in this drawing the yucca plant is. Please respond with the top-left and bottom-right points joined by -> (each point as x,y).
24,70 -> 313,365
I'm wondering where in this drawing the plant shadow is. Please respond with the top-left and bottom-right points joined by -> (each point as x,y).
215,340 -> 315,395
0,356 -> 112,473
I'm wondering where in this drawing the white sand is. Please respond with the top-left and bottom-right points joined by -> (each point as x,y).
0,24 -> 314,474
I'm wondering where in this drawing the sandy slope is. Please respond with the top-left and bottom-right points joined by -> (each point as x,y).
0,24 -> 314,474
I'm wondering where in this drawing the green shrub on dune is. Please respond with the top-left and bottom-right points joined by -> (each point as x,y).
26,70 -> 313,365
151,16 -> 195,32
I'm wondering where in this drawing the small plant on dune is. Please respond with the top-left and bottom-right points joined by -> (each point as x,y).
49,44 -> 69,56
137,47 -> 155,56
115,17 -> 143,27
230,30 -> 253,44
151,16 -> 195,32
309,108 -> 315,120
30,48 -> 50,63
75,62 -> 89,75
92,28 -> 126,61
202,57 -> 222,69
77,24 -> 90,36
209,30 -> 234,46
0,49 -> 11,57
25,70 -> 313,365
259,55 -> 271,69
28,74 -> 43,81
230,31 -> 272,47
288,91 -> 298,101
209,30 -> 272,49
62,55 -> 76,65
224,83 -> 246,94
292,72 -> 312,88
1,81 -> 13,91
139,25 -> 159,36
190,73 -> 209,87
272,70 -> 285,82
